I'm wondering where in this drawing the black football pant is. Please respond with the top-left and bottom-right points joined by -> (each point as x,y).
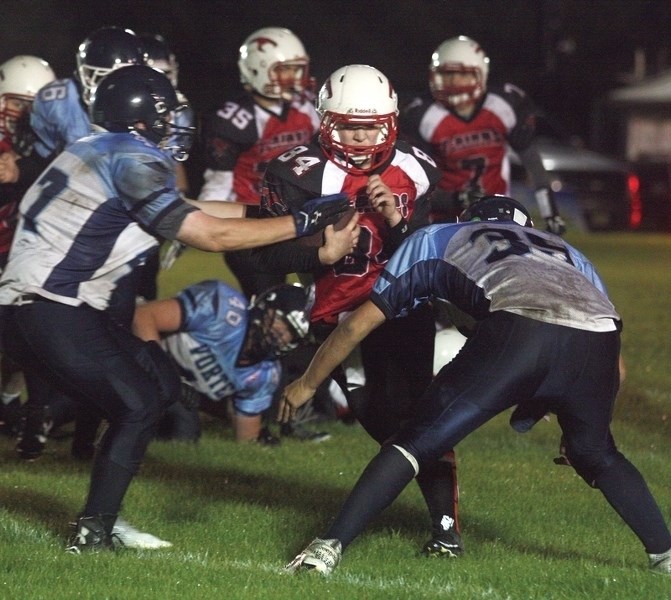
4,301 -> 179,518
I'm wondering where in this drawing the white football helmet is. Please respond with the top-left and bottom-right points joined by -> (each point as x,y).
429,36 -> 490,107
317,64 -> 398,175
0,55 -> 55,136
238,27 -> 310,101
76,26 -> 144,106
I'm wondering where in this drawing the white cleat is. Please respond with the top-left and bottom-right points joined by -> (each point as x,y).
111,518 -> 172,549
284,538 -> 342,575
649,547 -> 671,575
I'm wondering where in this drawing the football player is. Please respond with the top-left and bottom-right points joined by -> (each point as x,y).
30,26 -> 144,162
281,195 -> 671,577
133,282 -> 312,444
250,64 -> 464,557
0,65 -> 350,553
198,26 -> 320,298
0,55 -> 55,435
400,35 -> 566,234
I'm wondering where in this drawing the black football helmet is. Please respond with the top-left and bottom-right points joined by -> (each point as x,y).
90,65 -> 195,160
458,195 -> 533,227
139,33 -> 179,88
76,26 -> 145,106
242,284 -> 313,363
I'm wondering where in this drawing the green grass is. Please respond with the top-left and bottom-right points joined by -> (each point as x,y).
1,233 -> 670,599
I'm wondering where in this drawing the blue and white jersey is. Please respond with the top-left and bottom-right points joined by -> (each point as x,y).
0,131 -> 195,312
372,222 -> 620,333
31,78 -> 92,159
162,280 -> 281,415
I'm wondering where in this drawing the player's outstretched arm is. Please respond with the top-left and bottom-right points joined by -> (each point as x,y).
180,193 -> 350,252
278,300 -> 386,422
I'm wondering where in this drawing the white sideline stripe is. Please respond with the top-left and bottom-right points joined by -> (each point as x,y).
172,553 -> 465,596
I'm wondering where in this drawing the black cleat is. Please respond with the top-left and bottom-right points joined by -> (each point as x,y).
280,422 -> 331,443
15,403 -> 53,460
256,426 -> 281,446
66,515 -> 120,554
422,526 -> 464,558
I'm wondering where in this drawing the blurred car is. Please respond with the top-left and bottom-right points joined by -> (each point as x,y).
509,126 -> 641,232
630,162 -> 671,231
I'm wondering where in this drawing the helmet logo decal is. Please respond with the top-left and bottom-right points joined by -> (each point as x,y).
249,37 -> 278,52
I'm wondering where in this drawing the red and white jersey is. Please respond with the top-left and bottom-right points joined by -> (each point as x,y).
258,138 -> 440,324
199,92 -> 320,204
401,84 -> 537,197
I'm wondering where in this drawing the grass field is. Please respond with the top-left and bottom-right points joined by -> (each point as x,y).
1,232 -> 670,599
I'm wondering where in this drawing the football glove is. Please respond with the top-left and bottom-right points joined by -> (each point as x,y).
291,193 -> 350,237
160,240 -> 187,270
544,214 -> 566,236
534,187 -> 566,235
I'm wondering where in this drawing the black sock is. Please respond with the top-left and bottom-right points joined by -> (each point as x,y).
416,451 -> 459,536
324,445 -> 416,549
84,454 -> 134,517
596,456 -> 671,554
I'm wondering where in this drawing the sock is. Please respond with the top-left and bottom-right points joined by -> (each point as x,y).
416,450 -> 460,536
596,456 -> 671,554
324,445 -> 416,549
84,454 -> 134,517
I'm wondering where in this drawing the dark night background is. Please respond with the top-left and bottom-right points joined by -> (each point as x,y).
3,0 -> 671,189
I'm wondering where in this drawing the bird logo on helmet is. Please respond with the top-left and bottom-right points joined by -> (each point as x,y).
458,194 -> 534,227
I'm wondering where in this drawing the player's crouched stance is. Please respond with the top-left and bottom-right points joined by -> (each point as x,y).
281,196 -> 671,576
0,65 -> 352,554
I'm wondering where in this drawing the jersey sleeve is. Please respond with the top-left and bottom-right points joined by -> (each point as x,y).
31,79 -> 92,158
501,83 -> 538,152
249,166 -> 323,274
111,145 -> 197,240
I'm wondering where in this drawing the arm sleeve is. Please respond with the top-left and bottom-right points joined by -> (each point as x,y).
248,236 -> 323,274
114,153 -> 198,240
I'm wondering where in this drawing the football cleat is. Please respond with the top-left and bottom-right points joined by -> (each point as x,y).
422,526 -> 464,558
111,517 -> 172,549
649,547 -> 671,575
280,422 -> 331,443
66,515 -> 118,554
256,426 -> 281,446
284,538 -> 342,575
15,403 -> 53,460
0,396 -> 22,436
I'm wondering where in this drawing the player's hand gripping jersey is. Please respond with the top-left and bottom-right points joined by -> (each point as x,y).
259,137 -> 440,323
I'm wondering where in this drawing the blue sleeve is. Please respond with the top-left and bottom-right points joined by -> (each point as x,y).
565,243 -> 610,296
372,224 -> 458,318
31,79 -> 91,158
